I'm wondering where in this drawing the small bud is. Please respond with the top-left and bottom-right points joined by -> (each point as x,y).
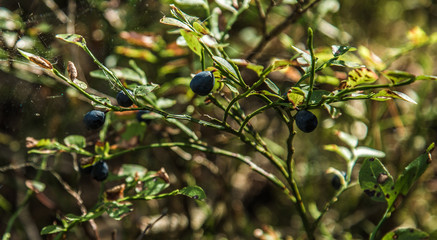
67,61 -> 78,80
29,56 -> 53,70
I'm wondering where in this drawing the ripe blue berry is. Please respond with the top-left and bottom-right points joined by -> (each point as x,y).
295,110 -> 318,133
92,160 -> 109,181
190,71 -> 215,96
331,175 -> 342,190
117,90 -> 133,107
331,172 -> 346,190
136,110 -> 151,124
83,110 -> 106,130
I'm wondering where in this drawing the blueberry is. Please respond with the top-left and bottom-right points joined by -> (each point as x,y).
136,110 -> 151,124
331,175 -> 342,190
190,71 -> 215,96
91,160 -> 109,181
331,172 -> 346,190
295,110 -> 318,133
83,110 -> 106,130
117,90 -> 133,107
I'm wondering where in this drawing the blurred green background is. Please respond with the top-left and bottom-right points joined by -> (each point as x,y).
1,0 -> 437,239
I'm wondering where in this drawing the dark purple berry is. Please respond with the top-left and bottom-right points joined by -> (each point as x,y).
190,71 -> 215,96
83,110 -> 106,130
331,172 -> 346,190
117,90 -> 133,107
295,110 -> 318,133
91,160 -> 109,181
331,175 -> 342,190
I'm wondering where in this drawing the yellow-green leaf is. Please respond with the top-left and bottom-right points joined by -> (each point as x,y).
345,67 -> 378,88
180,30 -> 203,56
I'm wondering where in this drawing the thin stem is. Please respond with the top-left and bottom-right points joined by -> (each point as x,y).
219,0 -> 251,42
52,68 -> 117,110
81,45 -> 137,106
238,103 -> 276,133
2,158 -> 47,240
305,28 -> 316,107
246,0 -> 321,61
107,141 -> 291,197
285,112 -> 313,240
370,208 -> 391,240
312,182 -> 357,231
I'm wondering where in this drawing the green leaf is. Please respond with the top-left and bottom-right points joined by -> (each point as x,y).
324,103 -> 342,119
335,131 -> 358,148
133,84 -> 159,97
170,4 -> 199,23
141,177 -> 169,196
121,122 -> 147,141
105,202 -> 133,220
224,82 -> 239,94
175,0 -> 207,6
359,158 -> 395,202
271,59 -> 292,72
90,95 -> 111,109
40,225 -> 65,235
345,68 -> 378,88
25,180 -> 46,192
90,67 -> 147,85
291,45 -> 311,64
381,228 -> 429,240
178,186 -> 206,200
416,75 -> 437,81
73,79 -> 87,90
395,143 -> 434,196
371,89 -> 417,104
118,164 -> 148,183
316,75 -> 340,86
156,98 -> 176,109
180,30 -> 202,56
64,213 -> 81,222
160,16 -> 191,31
383,70 -> 415,84
94,142 -> 110,156
64,135 -> 86,148
56,34 -> 86,48
354,146 -> 386,158
193,21 -> 210,35
115,46 -> 158,63
215,0 -> 237,13
309,90 -> 330,105
324,144 -> 352,162
212,56 -> 238,79
332,45 -> 355,57
264,78 -> 280,94
286,87 -> 305,107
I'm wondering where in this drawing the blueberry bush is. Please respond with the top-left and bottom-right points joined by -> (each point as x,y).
1,0 -> 437,239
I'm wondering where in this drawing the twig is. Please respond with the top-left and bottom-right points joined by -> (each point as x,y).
136,209 -> 168,240
284,111 -> 313,240
2,158 -> 47,240
246,0 -> 321,61
49,170 -> 100,240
